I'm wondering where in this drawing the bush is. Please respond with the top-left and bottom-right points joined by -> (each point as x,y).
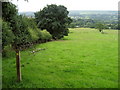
28,28 -> 52,43
28,28 -> 39,42
40,30 -> 52,41
2,45 -> 15,58
2,20 -> 15,57
2,20 -> 15,49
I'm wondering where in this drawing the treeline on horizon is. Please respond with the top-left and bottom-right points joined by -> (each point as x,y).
69,12 -> 118,29
68,10 -> 118,29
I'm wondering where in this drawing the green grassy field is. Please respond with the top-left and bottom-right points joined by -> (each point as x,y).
2,28 -> 118,88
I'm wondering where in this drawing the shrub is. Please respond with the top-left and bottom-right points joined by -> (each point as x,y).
2,20 -> 15,56
28,28 -> 39,42
40,30 -> 52,41
2,20 -> 15,49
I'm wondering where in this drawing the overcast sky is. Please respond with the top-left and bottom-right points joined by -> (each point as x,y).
11,0 -> 119,12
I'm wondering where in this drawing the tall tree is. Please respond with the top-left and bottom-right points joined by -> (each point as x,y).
35,4 -> 72,39
2,2 -> 30,82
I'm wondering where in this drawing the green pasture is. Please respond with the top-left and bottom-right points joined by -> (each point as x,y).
2,28 -> 118,88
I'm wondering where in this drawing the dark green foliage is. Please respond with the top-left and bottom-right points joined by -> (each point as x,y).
2,20 -> 15,57
95,23 -> 105,33
2,2 -> 30,49
2,20 -> 15,49
23,17 -> 52,43
2,2 -> 52,53
69,18 -> 96,28
2,2 -> 19,33
35,4 -> 72,39
2,2 -> 18,22
2,2 -> 19,49
12,15 -> 31,46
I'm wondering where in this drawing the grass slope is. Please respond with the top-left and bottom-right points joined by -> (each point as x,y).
2,28 -> 118,88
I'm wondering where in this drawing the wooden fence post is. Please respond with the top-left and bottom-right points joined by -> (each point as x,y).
16,49 -> 22,82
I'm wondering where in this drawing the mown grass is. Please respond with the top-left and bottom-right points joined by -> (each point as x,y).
2,28 -> 118,88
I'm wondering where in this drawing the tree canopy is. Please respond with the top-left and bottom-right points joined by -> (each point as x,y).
95,23 -> 105,33
2,2 -> 52,51
2,2 -> 29,49
35,4 -> 72,39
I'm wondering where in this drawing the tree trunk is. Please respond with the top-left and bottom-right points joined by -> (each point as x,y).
16,49 -> 22,82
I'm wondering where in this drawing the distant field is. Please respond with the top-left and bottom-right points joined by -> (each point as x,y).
2,28 -> 118,88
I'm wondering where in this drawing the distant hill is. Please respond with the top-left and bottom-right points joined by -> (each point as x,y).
19,10 -> 118,17
68,10 -> 118,22
69,10 -> 117,15
19,12 -> 35,17
19,10 -> 118,22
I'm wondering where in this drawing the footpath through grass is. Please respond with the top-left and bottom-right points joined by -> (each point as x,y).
2,28 -> 118,88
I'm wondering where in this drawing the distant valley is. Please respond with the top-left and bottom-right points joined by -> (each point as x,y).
19,10 -> 118,29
